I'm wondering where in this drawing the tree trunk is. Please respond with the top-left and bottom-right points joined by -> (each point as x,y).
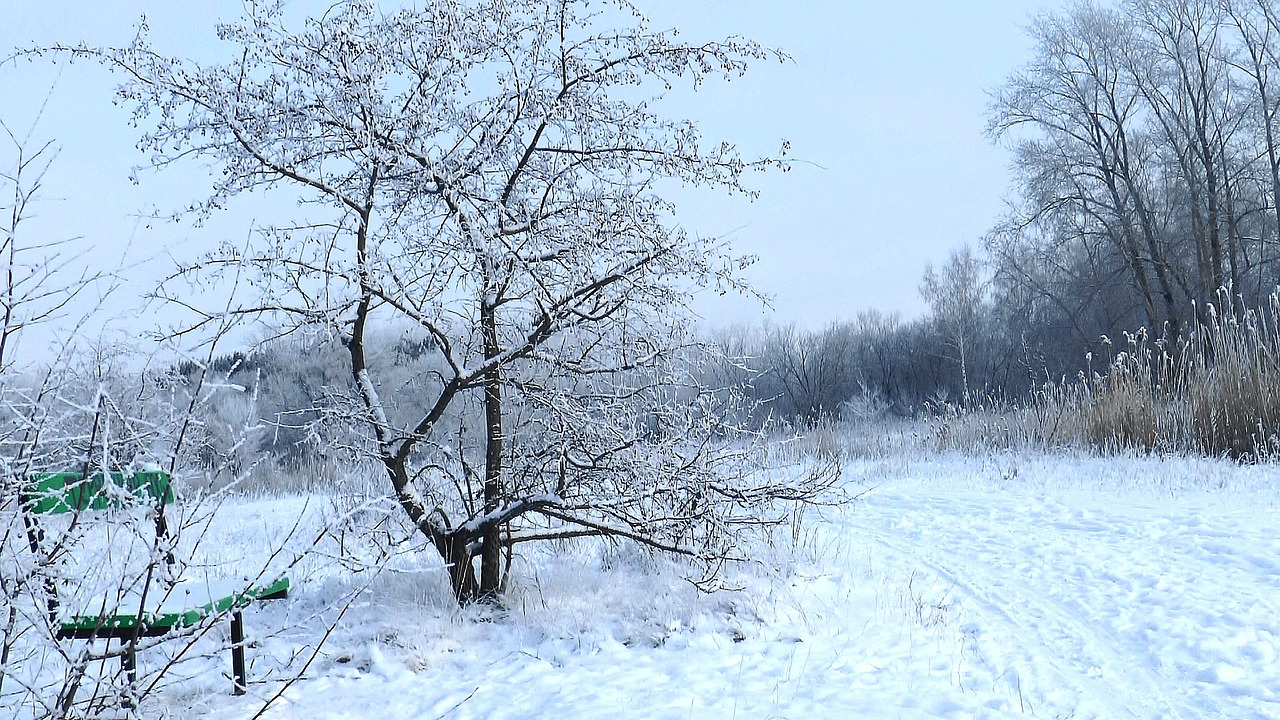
439,532 -> 480,604
479,298 -> 504,600
386,458 -> 481,603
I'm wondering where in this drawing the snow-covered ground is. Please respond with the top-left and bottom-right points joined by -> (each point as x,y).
17,452 -> 1280,719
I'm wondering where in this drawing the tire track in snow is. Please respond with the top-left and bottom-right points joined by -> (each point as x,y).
841,487 -> 1280,719
856,511 -> 1177,719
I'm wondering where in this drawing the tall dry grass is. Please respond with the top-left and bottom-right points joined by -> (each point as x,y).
931,292 -> 1280,461
1178,296 -> 1280,460
1074,332 -> 1171,454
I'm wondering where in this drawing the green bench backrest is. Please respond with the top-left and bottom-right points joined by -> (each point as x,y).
23,470 -> 175,514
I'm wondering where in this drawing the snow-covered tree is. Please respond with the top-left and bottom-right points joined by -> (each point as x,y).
91,0 -> 830,603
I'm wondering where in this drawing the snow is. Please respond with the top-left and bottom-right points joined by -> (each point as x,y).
14,452 -> 1280,718
58,576 -> 278,617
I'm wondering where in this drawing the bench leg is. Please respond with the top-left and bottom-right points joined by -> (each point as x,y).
121,640 -> 138,709
231,610 -> 247,695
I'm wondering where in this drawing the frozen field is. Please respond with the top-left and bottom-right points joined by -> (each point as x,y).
17,452 -> 1280,719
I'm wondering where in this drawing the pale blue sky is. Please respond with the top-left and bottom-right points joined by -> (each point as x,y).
2,0 -> 1063,346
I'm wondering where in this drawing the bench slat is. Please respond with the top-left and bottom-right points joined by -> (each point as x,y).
57,576 -> 291,638
25,470 -> 175,514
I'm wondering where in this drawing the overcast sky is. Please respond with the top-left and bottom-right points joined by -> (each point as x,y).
1,0 -> 1065,347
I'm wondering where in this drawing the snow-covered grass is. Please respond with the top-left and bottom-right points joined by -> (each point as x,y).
8,447 -> 1280,718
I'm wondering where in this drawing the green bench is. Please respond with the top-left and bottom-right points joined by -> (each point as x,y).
22,470 -> 289,696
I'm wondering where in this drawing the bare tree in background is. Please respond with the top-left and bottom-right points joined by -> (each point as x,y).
0,122 -> 100,376
754,323 -> 859,425
81,0 -> 832,604
990,3 -> 1182,339
990,0 -> 1280,355
920,245 -> 992,405
1224,0 -> 1280,283
0,113 -> 142,715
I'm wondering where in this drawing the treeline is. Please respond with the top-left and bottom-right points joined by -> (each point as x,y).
713,0 -> 1280,429
703,245 -> 1081,427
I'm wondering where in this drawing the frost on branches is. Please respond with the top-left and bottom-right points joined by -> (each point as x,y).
95,0 -> 830,603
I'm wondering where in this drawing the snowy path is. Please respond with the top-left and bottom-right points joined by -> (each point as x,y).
180,455 -> 1280,720
847,463 -> 1280,719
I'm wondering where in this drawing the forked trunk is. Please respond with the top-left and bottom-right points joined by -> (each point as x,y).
385,458 -> 482,604
437,533 -> 480,604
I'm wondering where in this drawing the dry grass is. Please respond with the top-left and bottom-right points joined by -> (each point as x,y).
1077,338 -> 1167,454
1180,297 -> 1280,460
998,294 -> 1280,456
931,294 -> 1280,461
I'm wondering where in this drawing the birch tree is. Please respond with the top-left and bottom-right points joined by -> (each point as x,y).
920,245 -> 989,404
84,0 -> 829,604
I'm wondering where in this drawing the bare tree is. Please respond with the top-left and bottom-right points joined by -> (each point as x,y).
920,245 -> 991,405
1222,0 -> 1280,293
79,0 -> 831,604
1128,0 -> 1249,303
754,323 -> 860,425
0,114 -> 144,715
990,2 -> 1185,338
990,0 -> 1280,360
0,123 -> 100,376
